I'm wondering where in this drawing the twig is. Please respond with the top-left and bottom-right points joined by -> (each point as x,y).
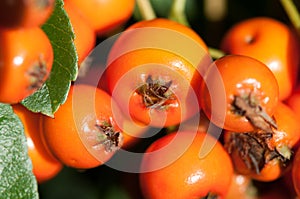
168,0 -> 190,27
136,0 -> 157,20
280,0 -> 300,32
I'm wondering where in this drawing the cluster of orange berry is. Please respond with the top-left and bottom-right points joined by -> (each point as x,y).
1,0 -> 135,184
3,1 -> 300,199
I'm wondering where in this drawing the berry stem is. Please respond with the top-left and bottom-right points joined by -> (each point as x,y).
279,0 -> 300,33
136,0 -> 157,20
168,0 -> 190,27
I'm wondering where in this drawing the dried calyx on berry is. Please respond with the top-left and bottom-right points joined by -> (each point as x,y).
232,94 -> 277,132
27,55 -> 49,90
95,120 -> 123,153
225,132 -> 289,174
136,75 -> 176,110
227,94 -> 292,175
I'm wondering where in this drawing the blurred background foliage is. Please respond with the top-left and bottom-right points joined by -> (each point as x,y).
38,0 -> 297,198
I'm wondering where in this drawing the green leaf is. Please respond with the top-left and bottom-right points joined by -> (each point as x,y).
21,0 -> 78,117
0,103 -> 38,199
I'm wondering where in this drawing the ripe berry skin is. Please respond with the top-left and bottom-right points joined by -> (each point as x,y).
0,0 -> 55,28
64,0 -> 135,34
221,17 -> 300,100
13,104 -> 62,183
106,18 -> 211,127
140,131 -> 233,199
0,27 -> 53,104
41,84 -> 124,169
201,54 -> 279,132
